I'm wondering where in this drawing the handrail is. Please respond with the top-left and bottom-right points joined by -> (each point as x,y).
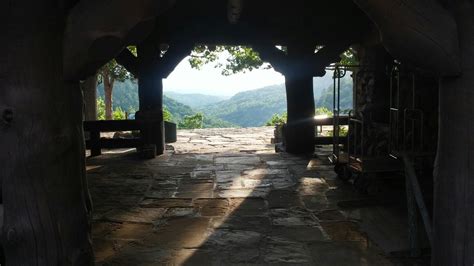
401,153 -> 433,246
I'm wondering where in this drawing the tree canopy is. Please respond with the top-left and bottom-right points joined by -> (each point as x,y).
188,45 -> 357,75
189,45 -> 271,75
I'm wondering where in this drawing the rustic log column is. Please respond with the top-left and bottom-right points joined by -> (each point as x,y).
254,42 -> 349,154
136,40 -> 165,156
284,44 -> 316,154
1,1 -> 93,264
81,73 -> 98,121
354,1 -> 473,264
433,4 -> 474,265
116,41 -> 191,157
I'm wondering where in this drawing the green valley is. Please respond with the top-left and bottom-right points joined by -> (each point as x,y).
97,73 -> 352,128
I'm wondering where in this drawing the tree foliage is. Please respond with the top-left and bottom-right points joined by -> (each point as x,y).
265,112 -> 287,126
98,60 -> 132,84
163,106 -> 173,122
112,107 -> 126,120
265,107 -> 335,126
315,107 -> 333,116
97,97 -> 127,120
189,45 -> 270,76
338,48 -> 358,66
97,46 -> 137,119
179,113 -> 204,129
189,45 -> 357,75
97,98 -> 106,120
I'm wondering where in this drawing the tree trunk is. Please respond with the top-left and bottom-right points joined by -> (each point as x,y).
0,1 -> 93,264
433,3 -> 474,265
104,75 -> 114,120
82,73 -> 98,121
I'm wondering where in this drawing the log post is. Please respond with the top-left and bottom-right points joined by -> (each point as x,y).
284,43 -> 316,153
136,39 -> 165,156
254,42 -> 348,154
354,1 -> 473,264
0,1 -> 93,264
134,41 -> 193,156
433,3 -> 474,265
81,73 -> 98,121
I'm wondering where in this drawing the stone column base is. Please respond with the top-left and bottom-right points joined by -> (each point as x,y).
135,110 -> 165,156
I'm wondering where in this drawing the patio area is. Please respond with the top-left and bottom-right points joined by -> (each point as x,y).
88,127 -> 421,265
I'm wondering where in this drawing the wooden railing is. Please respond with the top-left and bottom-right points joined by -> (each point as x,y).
314,116 -> 349,145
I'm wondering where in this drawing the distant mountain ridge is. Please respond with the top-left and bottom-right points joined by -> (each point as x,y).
98,72 -> 352,128
97,81 -> 236,128
195,75 -> 351,127
197,84 -> 287,127
164,91 -> 229,108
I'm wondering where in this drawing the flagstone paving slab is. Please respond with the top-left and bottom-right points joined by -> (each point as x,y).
88,127 -> 416,265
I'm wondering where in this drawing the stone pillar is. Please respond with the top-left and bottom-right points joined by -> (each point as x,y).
137,40 -> 165,156
284,43 -> 316,154
353,44 -> 393,156
354,44 -> 391,121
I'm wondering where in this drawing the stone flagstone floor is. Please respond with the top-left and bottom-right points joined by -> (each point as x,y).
87,127 -> 426,265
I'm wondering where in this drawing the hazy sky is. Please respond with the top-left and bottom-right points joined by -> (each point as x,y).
163,56 -> 285,96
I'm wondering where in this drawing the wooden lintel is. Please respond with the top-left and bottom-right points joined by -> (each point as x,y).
252,44 -> 289,74
116,49 -> 139,76
158,43 -> 194,78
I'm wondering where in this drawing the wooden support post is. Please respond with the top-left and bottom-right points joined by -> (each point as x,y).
283,43 -> 316,154
135,41 -> 192,156
81,73 -> 98,121
137,39 -> 165,156
254,42 -> 348,154
284,73 -> 316,153
90,130 -> 101,156
434,5 -> 474,262
1,1 -> 93,263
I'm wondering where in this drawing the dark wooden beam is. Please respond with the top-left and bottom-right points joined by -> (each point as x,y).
116,49 -> 139,77
253,42 -> 350,77
353,0 -> 460,76
251,44 -> 289,74
158,43 -> 194,78
63,0 -> 176,80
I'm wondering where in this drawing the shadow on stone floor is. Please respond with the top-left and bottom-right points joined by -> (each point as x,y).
87,128 -> 430,266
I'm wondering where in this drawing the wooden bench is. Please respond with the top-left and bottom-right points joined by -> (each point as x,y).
83,120 -> 177,156
84,120 -> 145,156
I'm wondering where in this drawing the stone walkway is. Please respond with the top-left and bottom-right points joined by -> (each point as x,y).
88,127 -> 422,265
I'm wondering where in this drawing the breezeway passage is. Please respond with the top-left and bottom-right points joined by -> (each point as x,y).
89,127 -> 414,265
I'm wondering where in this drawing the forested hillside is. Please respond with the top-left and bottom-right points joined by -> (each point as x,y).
97,81 -> 235,128
197,84 -> 287,127
164,91 -> 229,108
97,74 -> 352,128
197,75 -> 353,127
316,76 -> 353,112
